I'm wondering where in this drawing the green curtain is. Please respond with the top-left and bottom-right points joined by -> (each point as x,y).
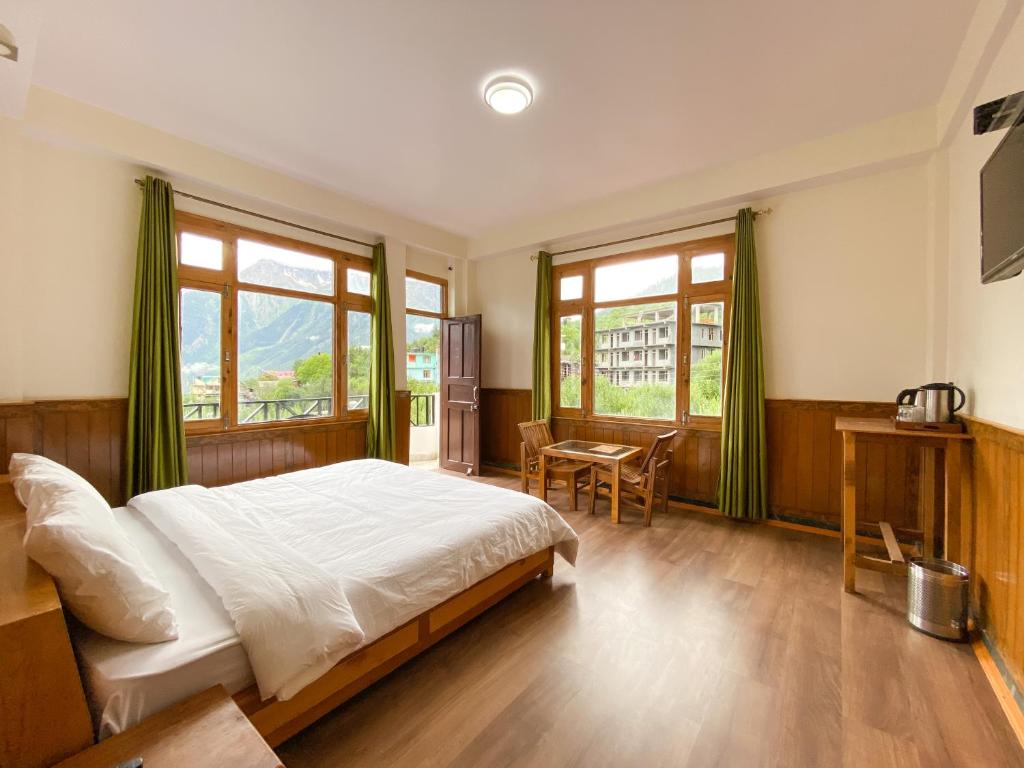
719,208 -> 768,520
366,242 -> 397,460
531,251 -> 552,420
125,176 -> 188,498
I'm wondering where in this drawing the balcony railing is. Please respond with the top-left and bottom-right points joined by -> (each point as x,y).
411,393 -> 436,426
239,397 -> 333,423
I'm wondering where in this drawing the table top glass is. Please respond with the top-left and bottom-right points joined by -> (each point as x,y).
544,440 -> 638,459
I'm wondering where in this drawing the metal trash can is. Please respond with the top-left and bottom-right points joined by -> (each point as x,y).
906,557 -> 969,641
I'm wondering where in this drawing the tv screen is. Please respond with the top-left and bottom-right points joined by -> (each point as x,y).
981,117 -> 1024,283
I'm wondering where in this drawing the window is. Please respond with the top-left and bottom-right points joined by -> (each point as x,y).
551,235 -> 732,424
404,271 -> 447,423
175,212 -> 372,432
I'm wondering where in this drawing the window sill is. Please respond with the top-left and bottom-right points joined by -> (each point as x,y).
185,414 -> 368,444
550,412 -> 722,433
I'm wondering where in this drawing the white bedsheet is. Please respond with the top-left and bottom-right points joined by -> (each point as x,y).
75,506 -> 254,739
125,460 -> 578,707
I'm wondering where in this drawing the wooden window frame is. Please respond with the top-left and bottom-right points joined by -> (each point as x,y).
175,211 -> 372,435
404,269 -> 449,321
551,233 -> 734,429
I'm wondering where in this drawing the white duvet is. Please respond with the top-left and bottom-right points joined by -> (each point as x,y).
128,460 -> 578,701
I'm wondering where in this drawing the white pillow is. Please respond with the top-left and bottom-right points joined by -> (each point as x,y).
9,453 -> 179,643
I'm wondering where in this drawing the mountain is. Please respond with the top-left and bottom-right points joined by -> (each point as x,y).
180,259 -> 372,385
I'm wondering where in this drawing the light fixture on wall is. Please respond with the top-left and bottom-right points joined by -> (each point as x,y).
0,24 -> 17,62
483,75 -> 533,114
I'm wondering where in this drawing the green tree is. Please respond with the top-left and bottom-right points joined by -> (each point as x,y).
408,328 -> 440,354
295,353 -> 333,395
689,349 -> 722,416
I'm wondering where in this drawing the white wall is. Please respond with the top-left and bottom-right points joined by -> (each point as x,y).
944,11 -> 1024,429
470,162 -> 933,401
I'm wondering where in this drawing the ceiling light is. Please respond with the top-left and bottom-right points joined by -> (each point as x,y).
0,24 -> 17,62
484,76 -> 533,115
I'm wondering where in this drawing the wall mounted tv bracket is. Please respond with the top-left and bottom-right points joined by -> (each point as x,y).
975,90 -> 1024,135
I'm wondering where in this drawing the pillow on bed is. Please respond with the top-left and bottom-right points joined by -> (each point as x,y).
9,453 -> 179,643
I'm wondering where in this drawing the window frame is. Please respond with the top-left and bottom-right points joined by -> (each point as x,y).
550,233 -> 734,428
175,211 -> 372,435
404,269 -> 449,387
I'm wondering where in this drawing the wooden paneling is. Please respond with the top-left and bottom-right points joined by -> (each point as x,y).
766,399 -> 920,531
967,416 -> 1024,704
0,399 -> 128,505
185,420 -> 367,488
1,399 -> 370,502
480,388 -> 532,468
480,390 -> 919,529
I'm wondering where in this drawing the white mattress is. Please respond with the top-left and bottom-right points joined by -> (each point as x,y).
74,506 -> 254,739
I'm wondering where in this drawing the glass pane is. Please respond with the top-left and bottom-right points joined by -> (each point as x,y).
560,275 -> 583,301
347,310 -> 371,410
348,268 -> 370,296
406,275 -> 442,313
237,239 -> 334,296
180,232 -> 223,270
180,288 -> 221,421
558,315 -> 582,408
406,315 -> 440,426
691,252 -> 725,284
689,301 -> 725,417
236,291 -> 334,424
593,302 -> 676,419
594,255 -> 677,303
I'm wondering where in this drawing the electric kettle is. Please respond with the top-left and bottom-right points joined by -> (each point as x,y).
896,383 -> 966,423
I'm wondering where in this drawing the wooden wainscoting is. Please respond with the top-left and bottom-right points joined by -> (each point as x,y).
0,399 -> 128,505
186,420 -> 367,487
766,399 -> 919,532
967,416 -> 1024,705
480,388 -> 533,468
1,399 -> 372,503
480,390 -> 917,530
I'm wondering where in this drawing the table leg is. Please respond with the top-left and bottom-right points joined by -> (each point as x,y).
920,446 -> 938,558
944,440 -> 963,566
842,432 -> 857,594
610,460 -> 621,524
539,453 -> 548,504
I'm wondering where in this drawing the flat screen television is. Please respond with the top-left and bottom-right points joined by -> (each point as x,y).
981,116 -> 1024,283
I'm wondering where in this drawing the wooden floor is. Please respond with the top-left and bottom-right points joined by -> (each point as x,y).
277,469 -> 1022,768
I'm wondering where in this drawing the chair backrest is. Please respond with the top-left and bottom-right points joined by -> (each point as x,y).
638,430 -> 677,474
518,419 -> 554,460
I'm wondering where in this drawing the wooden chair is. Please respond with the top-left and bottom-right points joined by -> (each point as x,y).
588,430 -> 676,527
518,419 -> 591,511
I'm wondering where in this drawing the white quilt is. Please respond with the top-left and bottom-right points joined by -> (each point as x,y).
128,460 -> 578,701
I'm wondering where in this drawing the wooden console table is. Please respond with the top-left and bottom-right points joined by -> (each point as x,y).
835,417 -> 972,594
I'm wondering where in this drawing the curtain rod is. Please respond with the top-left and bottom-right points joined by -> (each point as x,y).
532,208 -> 773,260
133,178 -> 376,249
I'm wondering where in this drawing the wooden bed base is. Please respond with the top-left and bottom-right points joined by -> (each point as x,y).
0,478 -> 555,765
235,545 -> 555,746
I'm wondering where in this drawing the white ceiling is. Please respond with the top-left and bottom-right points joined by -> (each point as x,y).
29,0 -> 977,236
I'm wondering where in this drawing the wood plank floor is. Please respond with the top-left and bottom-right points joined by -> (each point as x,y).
277,469 -> 1022,768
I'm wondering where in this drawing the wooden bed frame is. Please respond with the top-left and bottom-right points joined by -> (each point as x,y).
0,478 -> 555,766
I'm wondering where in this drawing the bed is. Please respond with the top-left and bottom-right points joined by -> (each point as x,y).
0,459 -> 578,765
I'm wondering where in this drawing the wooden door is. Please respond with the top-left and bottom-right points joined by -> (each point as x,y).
440,315 -> 482,475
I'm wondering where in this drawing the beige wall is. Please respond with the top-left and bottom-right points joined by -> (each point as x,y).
944,11 -> 1024,430
4,114 -> 467,401
469,162 -> 933,401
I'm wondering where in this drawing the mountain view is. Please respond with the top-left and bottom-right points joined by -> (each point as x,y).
180,259 -> 371,398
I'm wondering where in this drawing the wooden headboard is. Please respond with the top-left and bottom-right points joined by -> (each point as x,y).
0,479 -> 94,767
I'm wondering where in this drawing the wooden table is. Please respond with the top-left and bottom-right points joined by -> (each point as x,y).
540,439 -> 641,524
55,686 -> 282,768
836,417 -> 972,594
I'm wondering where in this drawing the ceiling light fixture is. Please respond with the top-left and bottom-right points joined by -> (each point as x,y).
0,24 -> 17,62
484,75 -> 533,115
